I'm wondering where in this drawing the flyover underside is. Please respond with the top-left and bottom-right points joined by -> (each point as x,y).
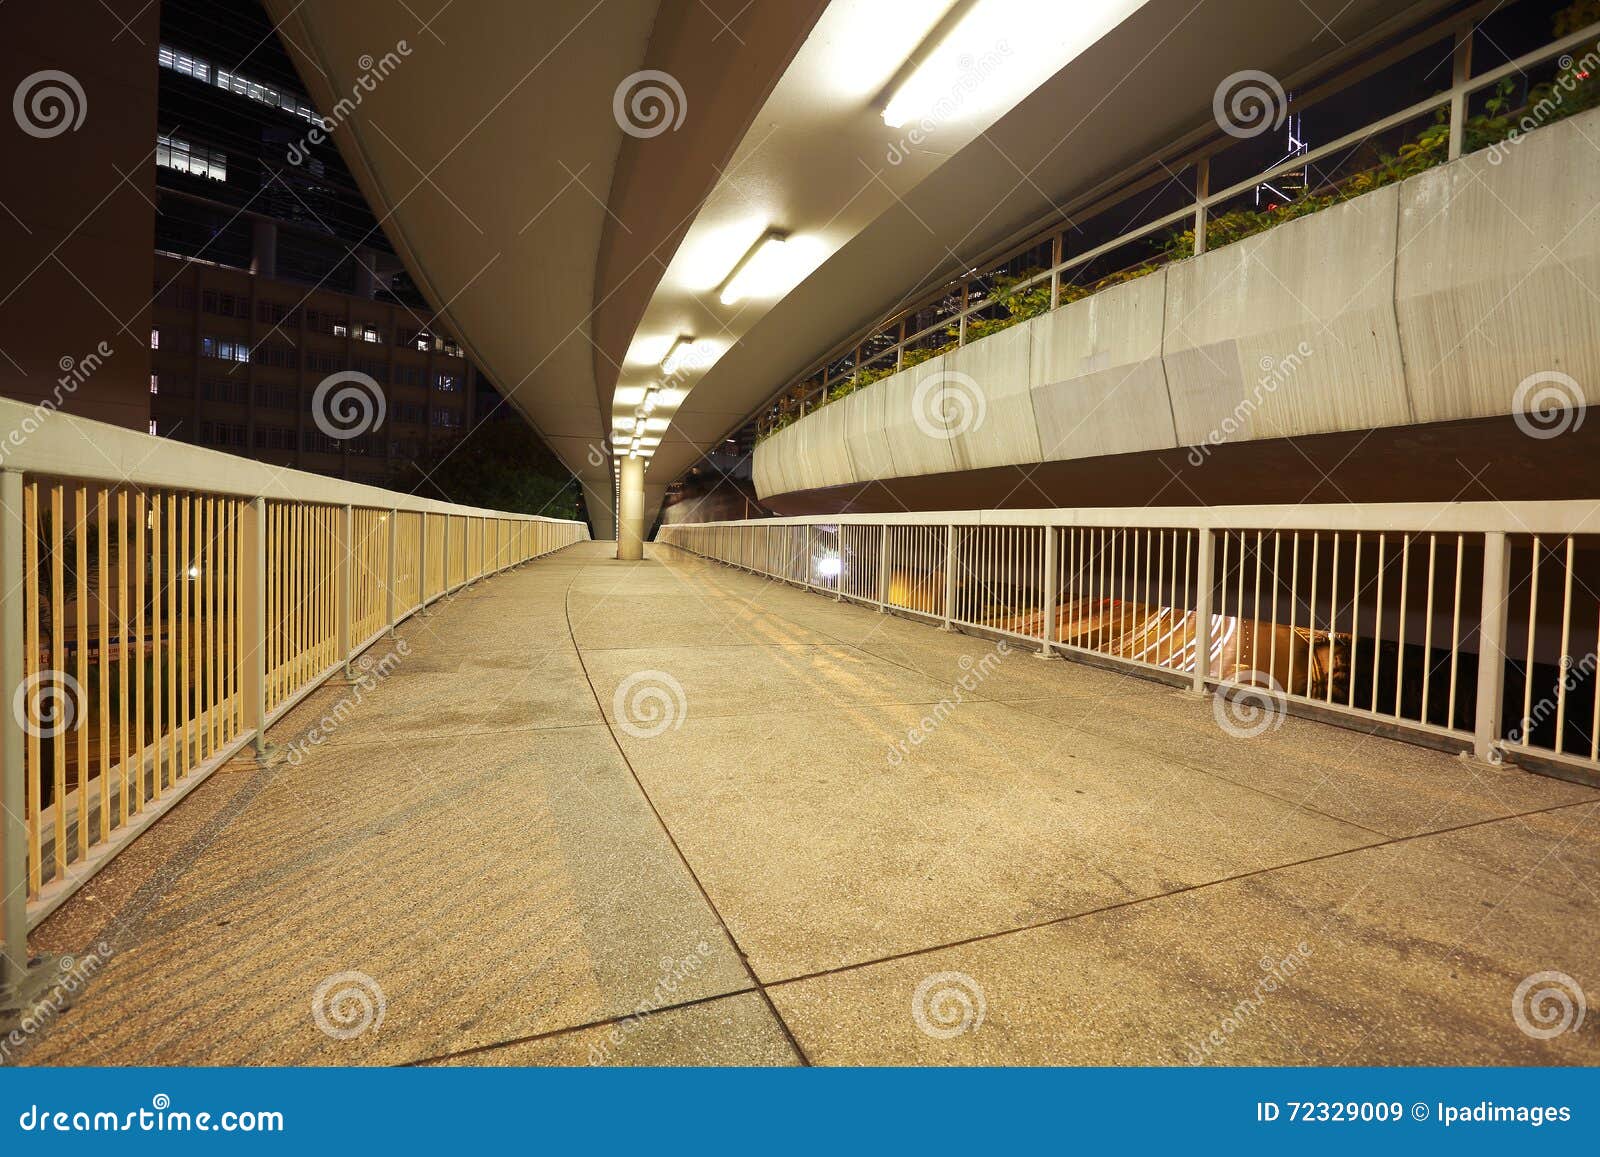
16,543 -> 1598,1065
761,415 -> 1600,516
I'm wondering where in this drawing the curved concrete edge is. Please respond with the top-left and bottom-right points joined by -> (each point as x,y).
752,105 -> 1600,502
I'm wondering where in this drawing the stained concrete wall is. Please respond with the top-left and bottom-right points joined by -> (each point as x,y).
753,106 -> 1600,500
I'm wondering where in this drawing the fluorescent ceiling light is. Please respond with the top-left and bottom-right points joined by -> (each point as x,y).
661,335 -> 719,377
719,229 -> 791,306
881,0 -> 1145,131
625,333 -> 675,367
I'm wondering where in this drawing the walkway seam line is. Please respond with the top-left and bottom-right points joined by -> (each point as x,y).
562,550 -> 813,1067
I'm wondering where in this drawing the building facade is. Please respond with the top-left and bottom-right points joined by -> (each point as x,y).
149,255 -> 479,486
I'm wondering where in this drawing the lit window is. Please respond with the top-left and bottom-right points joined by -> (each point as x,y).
150,373 -> 159,395
157,134 -> 226,182
333,322 -> 348,338
149,419 -> 159,435
150,328 -> 159,350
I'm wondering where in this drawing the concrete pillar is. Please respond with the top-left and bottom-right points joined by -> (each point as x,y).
251,220 -> 278,279
617,456 -> 645,561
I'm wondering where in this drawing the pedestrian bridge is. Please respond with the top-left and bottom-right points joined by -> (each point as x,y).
14,539 -> 1597,1065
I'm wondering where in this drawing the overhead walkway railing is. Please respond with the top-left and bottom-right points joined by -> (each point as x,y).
751,3 -> 1600,439
0,397 -> 588,978
659,504 -> 1600,785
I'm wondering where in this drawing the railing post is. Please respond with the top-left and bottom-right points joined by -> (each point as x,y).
941,524 -> 957,631
1473,531 -> 1512,764
337,504 -> 354,678
418,514 -> 431,615
1037,526 -> 1059,659
1,469 -> 32,1003
877,525 -> 890,613
1049,232 -> 1063,311
243,498 -> 278,768
1448,24 -> 1473,161
1191,525 -> 1215,694
1193,158 -> 1210,257
387,508 -> 399,637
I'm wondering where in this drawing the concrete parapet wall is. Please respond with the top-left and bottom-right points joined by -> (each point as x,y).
753,106 -> 1600,500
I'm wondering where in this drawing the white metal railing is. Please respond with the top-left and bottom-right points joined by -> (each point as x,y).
659,502 -> 1600,784
753,6 -> 1600,437
0,398 -> 588,996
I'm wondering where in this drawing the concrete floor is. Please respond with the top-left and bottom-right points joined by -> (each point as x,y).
15,541 -> 1600,1066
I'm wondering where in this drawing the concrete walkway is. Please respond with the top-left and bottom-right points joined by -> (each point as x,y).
17,541 -> 1600,1066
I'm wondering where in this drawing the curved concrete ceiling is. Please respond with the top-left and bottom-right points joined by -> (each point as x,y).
267,0 -> 1453,529
262,0 -> 822,526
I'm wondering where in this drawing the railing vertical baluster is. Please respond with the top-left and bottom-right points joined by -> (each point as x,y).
1474,531 -> 1511,764
1193,157 -> 1210,257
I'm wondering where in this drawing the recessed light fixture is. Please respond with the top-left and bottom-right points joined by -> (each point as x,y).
660,335 -> 718,378
881,0 -> 1142,131
719,228 -> 792,306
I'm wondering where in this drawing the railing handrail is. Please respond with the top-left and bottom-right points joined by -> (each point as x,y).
0,396 -> 582,522
670,499 -> 1600,537
746,6 -> 1600,437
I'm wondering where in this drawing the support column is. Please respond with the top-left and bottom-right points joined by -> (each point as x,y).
617,456 -> 644,561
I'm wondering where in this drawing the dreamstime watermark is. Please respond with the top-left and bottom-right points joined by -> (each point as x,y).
612,70 -> 687,139
613,670 -> 688,738
312,370 -> 386,440
1511,971 -> 1586,1040
13,70 -> 87,139
284,643 -> 410,765
884,41 -> 1012,166
1187,343 -> 1314,466
16,1094 -> 284,1134
11,670 -> 84,739
912,369 -> 987,440
1512,370 -> 1586,440
284,44 -> 412,165
0,341 -> 114,467
887,642 -> 1010,765
586,937 -> 718,1064
311,970 -> 386,1041
1501,652 -> 1598,756
1183,942 -> 1313,1064
1213,670 -> 1287,739
1485,44 -> 1600,166
912,971 -> 986,1040
1213,69 -> 1288,139
1,943 -> 114,1062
